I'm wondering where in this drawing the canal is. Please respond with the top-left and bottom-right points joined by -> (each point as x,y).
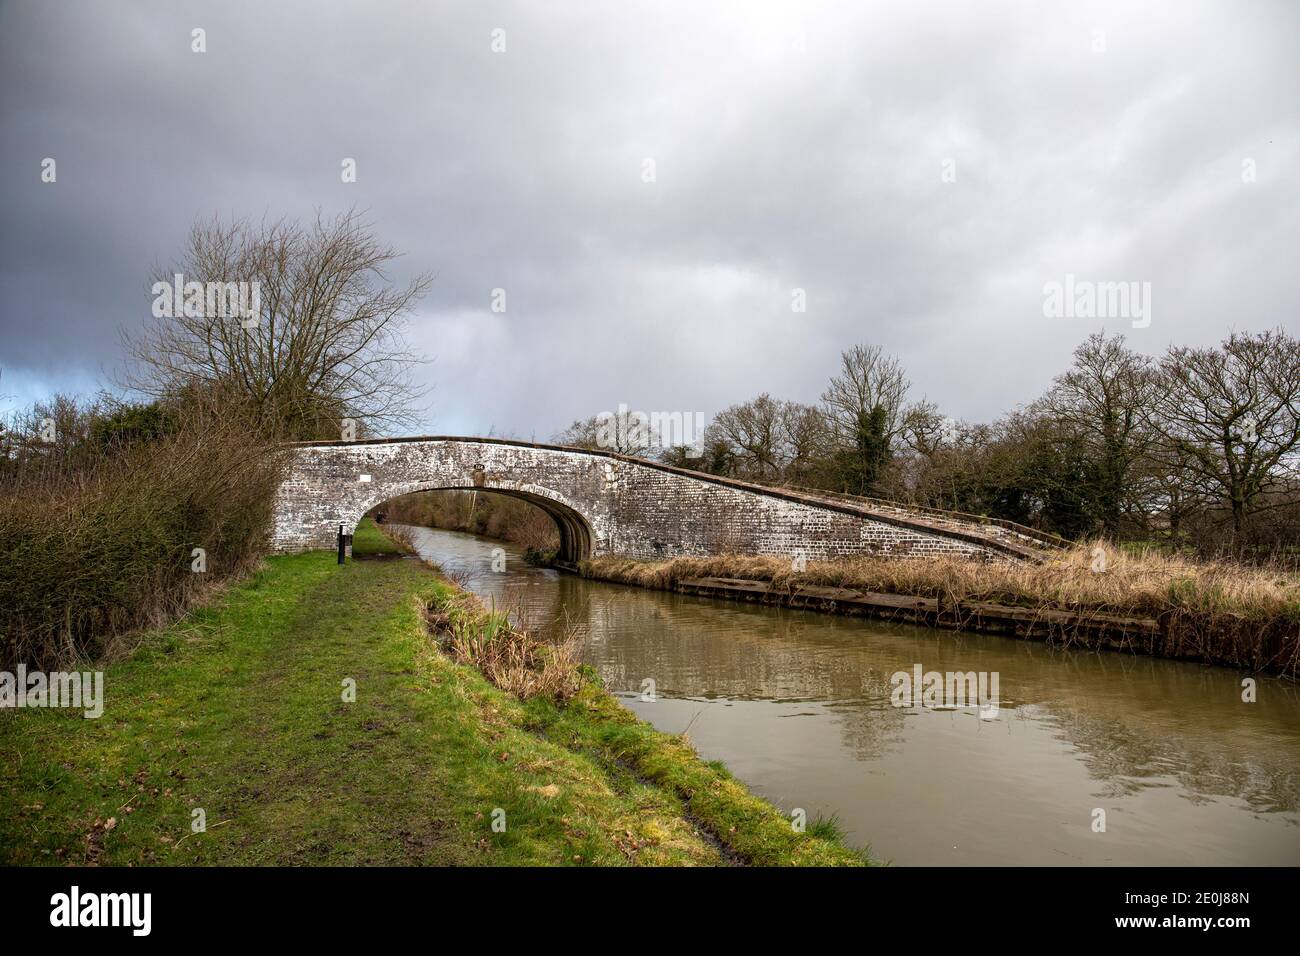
398,524 -> 1300,866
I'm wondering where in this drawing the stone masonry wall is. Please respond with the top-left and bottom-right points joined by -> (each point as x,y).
272,438 -> 998,562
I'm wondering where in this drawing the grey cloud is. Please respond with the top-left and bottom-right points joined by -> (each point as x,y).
2,0 -> 1297,435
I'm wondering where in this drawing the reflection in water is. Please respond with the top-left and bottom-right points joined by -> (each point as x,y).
399,525 -> 1300,866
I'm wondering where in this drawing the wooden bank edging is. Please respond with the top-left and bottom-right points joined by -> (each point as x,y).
670,576 -> 1296,671
671,575 -> 1162,648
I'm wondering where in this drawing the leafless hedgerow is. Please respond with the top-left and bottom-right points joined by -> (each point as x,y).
0,394 -> 284,669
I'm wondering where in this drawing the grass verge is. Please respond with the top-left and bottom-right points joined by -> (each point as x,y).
424,587 -> 868,866
351,518 -> 406,558
0,519 -> 865,866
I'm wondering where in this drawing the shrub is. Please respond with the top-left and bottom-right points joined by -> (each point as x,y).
0,398 -> 283,668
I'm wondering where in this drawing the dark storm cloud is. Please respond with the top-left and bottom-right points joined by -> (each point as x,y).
2,0 -> 1297,434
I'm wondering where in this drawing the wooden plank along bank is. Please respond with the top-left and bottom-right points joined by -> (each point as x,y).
673,575 -> 1171,654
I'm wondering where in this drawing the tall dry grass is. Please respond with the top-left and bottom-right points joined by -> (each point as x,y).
425,591 -> 580,702
583,541 -> 1300,675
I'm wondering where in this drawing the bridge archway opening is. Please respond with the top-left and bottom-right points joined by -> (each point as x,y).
366,486 -> 593,564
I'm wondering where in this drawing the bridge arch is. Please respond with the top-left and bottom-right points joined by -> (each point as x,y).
363,482 -> 593,563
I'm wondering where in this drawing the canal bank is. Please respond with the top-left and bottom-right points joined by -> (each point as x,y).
572,551 -> 1300,677
0,520 -> 861,867
398,524 -> 1300,866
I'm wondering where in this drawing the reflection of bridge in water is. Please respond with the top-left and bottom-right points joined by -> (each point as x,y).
273,436 -> 1059,563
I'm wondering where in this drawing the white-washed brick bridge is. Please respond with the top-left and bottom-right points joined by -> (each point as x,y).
272,436 -> 1059,564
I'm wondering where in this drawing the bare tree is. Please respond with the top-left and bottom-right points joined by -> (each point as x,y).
1033,332 -> 1156,538
1146,329 -> 1300,545
1128,436 -> 1210,547
553,408 -> 660,456
818,345 -> 911,494
702,395 -> 829,483
123,210 -> 431,439
780,400 -> 832,485
820,344 -> 911,441
710,393 -> 788,480
900,398 -> 948,457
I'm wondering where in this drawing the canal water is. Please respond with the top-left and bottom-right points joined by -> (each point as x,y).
398,524 -> 1300,866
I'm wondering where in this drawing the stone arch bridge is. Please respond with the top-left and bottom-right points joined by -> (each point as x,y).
272,436 -> 1058,564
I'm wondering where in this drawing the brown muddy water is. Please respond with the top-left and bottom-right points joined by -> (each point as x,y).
399,525 -> 1300,866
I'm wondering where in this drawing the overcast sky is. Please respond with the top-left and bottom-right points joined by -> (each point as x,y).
2,0 -> 1297,437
